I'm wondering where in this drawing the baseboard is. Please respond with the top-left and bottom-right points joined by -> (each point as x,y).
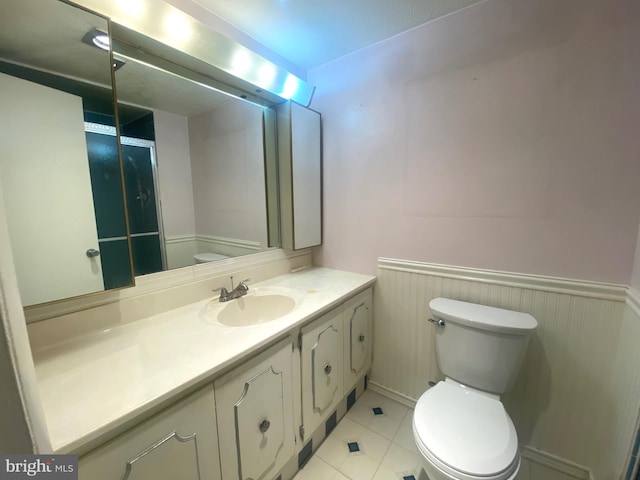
522,447 -> 592,479
367,381 -> 417,409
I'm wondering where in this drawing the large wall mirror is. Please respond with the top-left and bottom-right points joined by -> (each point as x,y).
109,39 -> 273,273
1,0 -> 322,311
0,0 -> 135,307
0,0 -> 279,308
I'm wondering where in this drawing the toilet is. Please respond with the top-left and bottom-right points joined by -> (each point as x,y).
413,298 -> 537,480
193,253 -> 230,264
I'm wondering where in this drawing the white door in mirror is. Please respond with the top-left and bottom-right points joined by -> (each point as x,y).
0,73 -> 104,306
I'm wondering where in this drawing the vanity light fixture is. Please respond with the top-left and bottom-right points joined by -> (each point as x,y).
74,0 -> 316,105
81,28 -> 111,51
82,28 -> 126,71
112,57 -> 126,71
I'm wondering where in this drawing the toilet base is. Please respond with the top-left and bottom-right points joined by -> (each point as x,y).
419,456 -> 520,480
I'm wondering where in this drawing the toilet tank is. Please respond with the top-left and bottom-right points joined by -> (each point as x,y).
429,298 -> 537,394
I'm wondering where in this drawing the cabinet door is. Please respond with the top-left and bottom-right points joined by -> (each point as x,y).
301,307 -> 343,437
343,288 -> 373,394
215,339 -> 296,480
276,101 -> 322,250
79,385 -> 220,480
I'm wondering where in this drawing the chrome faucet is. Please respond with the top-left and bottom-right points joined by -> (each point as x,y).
213,276 -> 250,302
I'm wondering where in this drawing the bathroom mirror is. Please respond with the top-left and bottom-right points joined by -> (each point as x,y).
108,42 -> 272,272
276,101 -> 322,250
0,0 -> 135,306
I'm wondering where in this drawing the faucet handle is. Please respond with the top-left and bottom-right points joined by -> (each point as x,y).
237,278 -> 250,291
212,286 -> 230,301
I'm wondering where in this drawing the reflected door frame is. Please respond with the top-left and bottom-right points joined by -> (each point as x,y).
85,122 -> 167,272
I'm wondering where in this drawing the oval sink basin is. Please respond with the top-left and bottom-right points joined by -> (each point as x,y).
201,288 -> 298,327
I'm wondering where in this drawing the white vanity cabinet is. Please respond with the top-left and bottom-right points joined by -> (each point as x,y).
214,338 -> 297,480
300,306 -> 344,438
343,288 -> 373,394
71,282 -> 374,480
79,385 -> 221,480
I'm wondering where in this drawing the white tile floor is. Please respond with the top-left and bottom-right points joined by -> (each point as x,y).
294,389 -> 423,480
292,389 -> 547,480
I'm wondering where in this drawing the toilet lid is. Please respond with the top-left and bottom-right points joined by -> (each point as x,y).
413,382 -> 518,478
194,253 -> 229,262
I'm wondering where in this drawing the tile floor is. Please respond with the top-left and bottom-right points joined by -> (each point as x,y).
294,389 -> 424,480
293,388 -> 544,480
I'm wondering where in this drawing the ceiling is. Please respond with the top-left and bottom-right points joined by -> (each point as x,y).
190,0 -> 486,71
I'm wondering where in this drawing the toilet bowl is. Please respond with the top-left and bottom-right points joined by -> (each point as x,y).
413,298 -> 537,480
413,381 -> 519,480
193,253 -> 230,264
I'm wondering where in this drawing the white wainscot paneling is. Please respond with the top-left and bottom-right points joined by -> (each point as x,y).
371,258 -> 640,480
165,235 -> 198,270
195,234 -> 262,258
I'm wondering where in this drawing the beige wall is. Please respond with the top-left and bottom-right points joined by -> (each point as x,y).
308,0 -> 640,285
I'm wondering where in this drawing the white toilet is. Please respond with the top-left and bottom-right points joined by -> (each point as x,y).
193,253 -> 230,264
413,298 -> 537,480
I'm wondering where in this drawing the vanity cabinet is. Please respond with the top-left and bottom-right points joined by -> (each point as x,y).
77,286 -> 373,480
343,289 -> 373,394
300,307 -> 344,438
214,338 -> 297,480
79,385 -> 221,480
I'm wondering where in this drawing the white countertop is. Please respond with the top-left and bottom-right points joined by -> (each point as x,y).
31,267 -> 375,454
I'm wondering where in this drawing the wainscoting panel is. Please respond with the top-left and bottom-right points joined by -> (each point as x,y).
165,235 -> 198,270
195,235 -> 261,258
372,258 -> 640,480
165,235 -> 263,270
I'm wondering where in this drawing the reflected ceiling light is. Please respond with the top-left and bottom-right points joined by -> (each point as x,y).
117,0 -> 145,18
81,28 -> 110,51
231,49 -> 252,76
164,12 -> 192,42
258,64 -> 277,88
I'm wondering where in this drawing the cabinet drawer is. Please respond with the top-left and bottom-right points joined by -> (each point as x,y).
214,338 -> 296,480
343,288 -> 373,394
79,385 -> 220,480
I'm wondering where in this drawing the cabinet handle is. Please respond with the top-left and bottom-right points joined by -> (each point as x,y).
86,248 -> 100,258
358,334 -> 365,342
259,419 -> 270,433
324,364 -> 332,375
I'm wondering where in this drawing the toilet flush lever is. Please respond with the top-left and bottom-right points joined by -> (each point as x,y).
428,318 -> 445,327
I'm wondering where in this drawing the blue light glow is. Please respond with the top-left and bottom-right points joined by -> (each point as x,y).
281,74 -> 299,99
